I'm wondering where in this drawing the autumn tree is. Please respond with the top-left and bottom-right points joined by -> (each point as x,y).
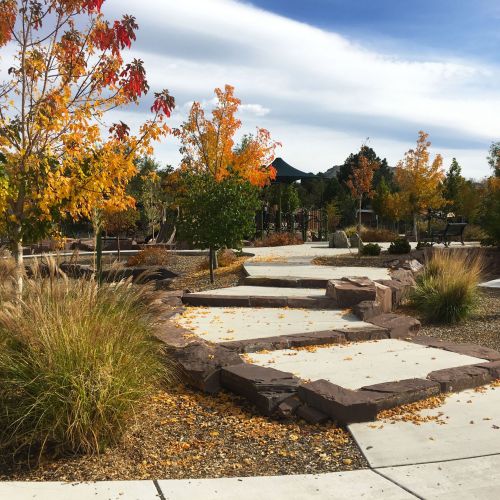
0,0 -> 174,294
175,85 -> 278,280
346,145 -> 380,251
393,131 -> 444,241
174,85 -> 278,187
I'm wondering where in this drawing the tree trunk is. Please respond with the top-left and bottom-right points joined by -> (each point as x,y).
413,212 -> 418,243
358,196 -> 363,253
96,226 -> 103,283
209,247 -> 215,283
117,234 -> 121,262
12,233 -> 24,299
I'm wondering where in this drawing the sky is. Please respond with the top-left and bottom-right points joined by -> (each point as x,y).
104,0 -> 500,179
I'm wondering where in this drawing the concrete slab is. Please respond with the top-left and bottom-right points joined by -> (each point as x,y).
349,385 -> 500,467
194,285 -> 325,298
479,278 -> 500,289
158,469 -> 412,499
244,264 -> 391,281
0,480 -> 160,500
378,454 -> 500,500
248,339 -> 486,389
176,307 -> 375,343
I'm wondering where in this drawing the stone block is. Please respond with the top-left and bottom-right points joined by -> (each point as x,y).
352,301 -> 382,321
325,278 -> 377,308
375,282 -> 392,313
276,395 -> 302,418
296,405 -> 329,424
344,327 -> 389,342
169,342 -> 243,394
369,313 -> 420,339
182,294 -> 250,307
360,378 -> 441,411
248,296 -> 288,308
221,364 -> 300,415
475,361 -> 500,379
428,365 -> 493,393
375,279 -> 406,307
298,380 -> 382,423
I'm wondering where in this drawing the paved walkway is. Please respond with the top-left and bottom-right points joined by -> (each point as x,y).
3,242 -> 498,499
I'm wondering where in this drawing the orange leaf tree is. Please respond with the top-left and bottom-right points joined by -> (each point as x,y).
175,85 -> 279,281
346,144 -> 380,251
392,131 -> 444,241
174,84 -> 278,187
0,0 -> 174,293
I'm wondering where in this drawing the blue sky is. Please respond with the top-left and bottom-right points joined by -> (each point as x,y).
249,0 -> 500,62
105,0 -> 500,179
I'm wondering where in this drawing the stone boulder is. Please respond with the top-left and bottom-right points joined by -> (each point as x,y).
332,230 -> 349,248
349,234 -> 362,249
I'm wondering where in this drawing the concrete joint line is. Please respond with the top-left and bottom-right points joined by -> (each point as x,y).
373,451 -> 500,470
153,479 -> 166,500
372,468 -> 424,499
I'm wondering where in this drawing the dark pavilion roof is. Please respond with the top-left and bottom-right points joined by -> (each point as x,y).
271,157 -> 316,183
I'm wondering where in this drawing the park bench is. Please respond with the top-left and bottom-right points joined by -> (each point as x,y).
423,222 -> 467,246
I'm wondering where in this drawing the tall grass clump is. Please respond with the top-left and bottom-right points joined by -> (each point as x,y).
0,262 -> 168,457
411,250 -> 484,323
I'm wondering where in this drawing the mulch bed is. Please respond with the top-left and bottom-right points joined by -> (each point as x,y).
0,386 -> 367,481
167,256 -> 248,293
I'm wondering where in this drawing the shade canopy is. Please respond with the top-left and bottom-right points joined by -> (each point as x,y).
271,157 -> 316,183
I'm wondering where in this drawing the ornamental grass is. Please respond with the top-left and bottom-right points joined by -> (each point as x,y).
0,260 -> 170,458
411,250 -> 484,323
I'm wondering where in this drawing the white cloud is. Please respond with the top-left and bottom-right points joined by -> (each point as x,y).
103,0 -> 499,178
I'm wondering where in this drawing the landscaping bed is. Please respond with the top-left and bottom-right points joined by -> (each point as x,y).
0,385 -> 366,481
402,288 -> 500,352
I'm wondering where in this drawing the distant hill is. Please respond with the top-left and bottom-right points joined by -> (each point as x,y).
322,164 -> 396,179
323,165 -> 342,178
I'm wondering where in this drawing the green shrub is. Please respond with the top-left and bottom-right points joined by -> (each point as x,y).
388,237 -> 411,254
416,241 -> 433,250
361,243 -> 382,256
0,265 -> 169,457
411,250 -> 483,323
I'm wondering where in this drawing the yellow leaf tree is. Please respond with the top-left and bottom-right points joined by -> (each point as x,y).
393,131 -> 444,241
0,0 -> 174,293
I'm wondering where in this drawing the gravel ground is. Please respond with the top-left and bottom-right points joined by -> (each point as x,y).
404,288 -> 500,352
0,386 -> 367,481
168,256 -> 248,292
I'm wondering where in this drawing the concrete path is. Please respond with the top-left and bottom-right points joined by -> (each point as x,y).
176,306 -> 374,343
479,278 -> 500,288
248,339 -> 486,389
194,285 -> 326,298
2,471 -> 413,499
244,263 -> 391,281
349,385 -> 500,467
378,454 -> 500,500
